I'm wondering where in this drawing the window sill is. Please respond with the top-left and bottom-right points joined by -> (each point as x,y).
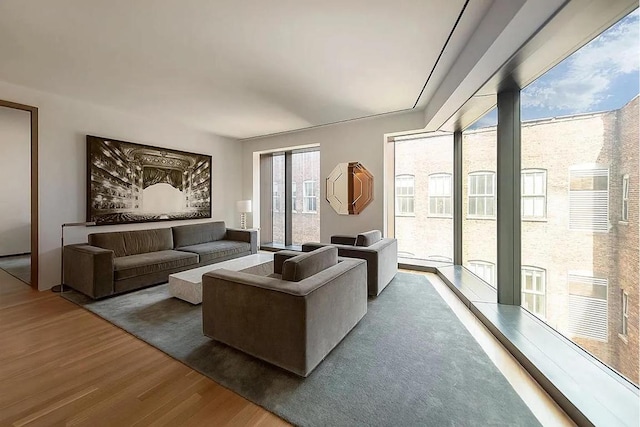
396,214 -> 415,217
426,214 -> 453,219
522,217 -> 548,222
618,221 -> 629,226
401,263 -> 640,427
619,334 -> 629,344
466,215 -> 496,220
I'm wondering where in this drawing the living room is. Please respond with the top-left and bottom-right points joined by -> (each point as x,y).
0,0 -> 638,426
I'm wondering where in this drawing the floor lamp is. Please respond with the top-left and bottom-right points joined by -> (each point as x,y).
52,221 -> 96,293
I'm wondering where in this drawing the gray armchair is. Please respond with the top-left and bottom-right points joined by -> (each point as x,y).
302,230 -> 398,296
202,246 -> 367,377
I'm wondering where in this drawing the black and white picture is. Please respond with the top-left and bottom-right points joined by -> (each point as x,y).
87,135 -> 212,225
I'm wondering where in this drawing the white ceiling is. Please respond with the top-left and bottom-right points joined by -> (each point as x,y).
0,0 -> 492,139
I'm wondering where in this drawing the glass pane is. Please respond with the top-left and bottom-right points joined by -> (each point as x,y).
395,133 -> 453,261
272,154 -> 285,244
463,107 -> 498,290
292,151 -> 320,245
521,9 -> 639,385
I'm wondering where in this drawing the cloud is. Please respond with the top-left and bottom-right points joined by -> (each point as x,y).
522,10 -> 639,112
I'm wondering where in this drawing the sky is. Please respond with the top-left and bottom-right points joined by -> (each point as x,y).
472,9 -> 639,128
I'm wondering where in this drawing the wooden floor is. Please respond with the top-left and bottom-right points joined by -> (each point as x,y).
0,270 -> 289,427
0,269 -> 574,426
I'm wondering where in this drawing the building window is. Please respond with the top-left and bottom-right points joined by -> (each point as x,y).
428,173 -> 452,217
398,251 -> 415,258
522,267 -> 546,318
292,182 -> 297,213
396,175 -> 415,216
621,291 -> 629,338
303,180 -> 318,213
273,182 -> 280,212
468,172 -> 496,218
467,260 -> 495,287
567,273 -> 608,342
622,175 -> 629,221
522,169 -> 546,219
569,167 -> 609,231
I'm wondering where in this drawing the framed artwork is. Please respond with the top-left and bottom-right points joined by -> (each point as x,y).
86,135 -> 212,225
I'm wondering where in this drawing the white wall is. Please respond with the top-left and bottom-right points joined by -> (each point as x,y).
0,106 -> 31,256
242,111 -> 425,242
0,80 -> 243,290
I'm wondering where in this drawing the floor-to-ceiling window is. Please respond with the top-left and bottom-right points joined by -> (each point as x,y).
462,108 -> 498,288
271,153 -> 285,245
262,148 -> 320,248
520,9 -> 639,385
292,150 -> 320,245
394,133 -> 454,262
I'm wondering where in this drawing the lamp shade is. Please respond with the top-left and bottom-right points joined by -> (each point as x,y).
236,200 -> 252,213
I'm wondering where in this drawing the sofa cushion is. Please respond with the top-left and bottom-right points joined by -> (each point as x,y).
178,240 -> 251,264
355,230 -> 382,247
113,250 -> 198,281
282,246 -> 338,282
172,221 -> 227,248
89,228 -> 174,257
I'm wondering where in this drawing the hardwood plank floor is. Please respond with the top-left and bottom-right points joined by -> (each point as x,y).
0,270 -> 289,427
0,268 -> 573,426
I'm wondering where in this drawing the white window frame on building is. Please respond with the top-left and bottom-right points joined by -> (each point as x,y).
273,182 -> 280,213
569,166 -> 609,232
522,169 -> 547,219
395,174 -> 415,216
428,173 -> 453,218
622,174 -> 629,222
522,267 -> 546,319
292,182 -> 297,213
621,291 -> 629,339
567,272 -> 608,342
303,180 -> 318,213
467,260 -> 495,288
468,172 -> 496,218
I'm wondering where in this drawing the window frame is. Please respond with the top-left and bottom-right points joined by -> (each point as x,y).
468,171 -> 496,219
621,291 -> 629,338
303,180 -> 318,213
292,181 -> 297,213
622,174 -> 629,222
521,169 -> 547,220
521,266 -> 546,319
428,173 -> 453,218
568,166 -> 610,232
467,260 -> 496,288
395,174 -> 415,217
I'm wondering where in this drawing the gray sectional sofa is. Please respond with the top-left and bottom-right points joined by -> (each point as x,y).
302,230 -> 398,296
63,221 -> 257,299
202,246 -> 368,377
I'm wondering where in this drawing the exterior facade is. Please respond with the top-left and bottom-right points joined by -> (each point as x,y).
395,97 -> 639,384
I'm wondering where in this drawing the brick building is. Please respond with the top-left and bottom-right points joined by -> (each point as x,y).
396,97 -> 639,384
272,150 -> 321,245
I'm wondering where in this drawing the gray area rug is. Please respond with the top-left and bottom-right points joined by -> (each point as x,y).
0,254 -> 30,284
63,272 -> 540,426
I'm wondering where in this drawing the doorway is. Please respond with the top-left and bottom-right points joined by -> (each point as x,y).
0,100 -> 38,289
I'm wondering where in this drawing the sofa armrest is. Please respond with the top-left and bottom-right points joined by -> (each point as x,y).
330,235 -> 356,245
301,242 -> 330,253
63,244 -> 114,299
273,250 -> 302,275
225,228 -> 258,253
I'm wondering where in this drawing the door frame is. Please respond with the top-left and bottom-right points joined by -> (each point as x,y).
0,99 -> 39,290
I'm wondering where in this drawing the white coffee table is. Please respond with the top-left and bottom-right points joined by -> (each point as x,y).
168,253 -> 274,304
